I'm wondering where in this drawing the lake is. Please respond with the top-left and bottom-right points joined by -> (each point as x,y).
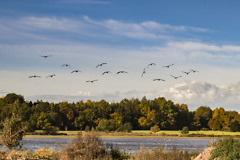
14,137 -> 215,154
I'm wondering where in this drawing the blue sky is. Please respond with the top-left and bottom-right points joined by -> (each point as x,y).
1,0 -> 240,110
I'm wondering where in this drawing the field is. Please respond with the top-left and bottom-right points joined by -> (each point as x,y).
23,130 -> 240,138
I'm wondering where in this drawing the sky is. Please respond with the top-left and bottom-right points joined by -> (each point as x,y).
1,0 -> 240,111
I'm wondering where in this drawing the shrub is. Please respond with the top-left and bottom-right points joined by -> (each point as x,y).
58,131 -> 106,159
1,114 -> 26,150
43,126 -> 60,135
85,125 -> 90,132
181,126 -> 189,134
150,125 -> 160,133
210,138 -> 240,160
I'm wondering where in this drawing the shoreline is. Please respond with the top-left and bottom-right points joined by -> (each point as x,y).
23,130 -> 239,139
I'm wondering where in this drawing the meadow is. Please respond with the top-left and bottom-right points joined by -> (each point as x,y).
23,130 -> 240,139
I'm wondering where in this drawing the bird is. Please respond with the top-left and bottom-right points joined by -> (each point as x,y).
86,80 -> 98,83
29,75 -> 41,78
61,64 -> 71,67
170,75 -> 182,79
147,63 -> 156,68
141,68 -> 147,77
162,64 -> 174,68
46,74 -> 56,78
117,71 -> 128,74
71,70 -> 82,73
96,63 -> 107,68
102,71 -> 111,75
41,55 -> 52,58
182,71 -> 191,75
153,78 -> 165,81
190,69 -> 199,73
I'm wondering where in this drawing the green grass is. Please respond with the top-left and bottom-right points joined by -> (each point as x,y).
134,130 -> 240,136
24,130 -> 240,139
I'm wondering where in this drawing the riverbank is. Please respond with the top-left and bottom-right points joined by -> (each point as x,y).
23,130 -> 240,139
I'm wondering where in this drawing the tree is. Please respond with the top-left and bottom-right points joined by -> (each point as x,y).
117,122 -> 132,132
1,114 -> 26,150
194,106 -> 212,130
181,126 -> 189,134
230,120 -> 240,132
3,93 -> 24,105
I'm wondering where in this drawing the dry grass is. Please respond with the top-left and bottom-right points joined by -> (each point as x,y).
130,145 -> 199,160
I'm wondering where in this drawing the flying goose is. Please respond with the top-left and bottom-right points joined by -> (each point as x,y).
86,80 -> 98,83
96,63 -> 107,68
46,74 -> 56,78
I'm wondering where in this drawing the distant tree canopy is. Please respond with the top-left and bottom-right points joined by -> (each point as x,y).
0,93 -> 240,132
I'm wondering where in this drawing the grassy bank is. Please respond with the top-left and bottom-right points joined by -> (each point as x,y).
23,130 -> 240,139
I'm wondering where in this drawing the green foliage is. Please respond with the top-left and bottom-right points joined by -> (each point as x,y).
1,114 -> 26,150
2,93 -> 240,133
194,106 -> 212,130
117,122 -> 132,132
150,125 -> 160,133
181,126 -> 189,134
96,119 -> 116,132
210,138 -> 240,160
85,125 -> 90,132
43,126 -> 60,135
3,93 -> 24,105
229,120 -> 240,132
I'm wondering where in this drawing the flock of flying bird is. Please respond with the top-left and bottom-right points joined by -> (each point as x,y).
28,55 -> 199,83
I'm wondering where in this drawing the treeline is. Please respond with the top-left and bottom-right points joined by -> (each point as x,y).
0,93 -> 240,133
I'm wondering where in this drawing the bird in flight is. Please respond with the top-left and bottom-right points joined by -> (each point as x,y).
46,74 -> 56,78
71,70 -> 82,73
170,75 -> 182,79
96,63 -> 107,68
41,55 -> 52,58
102,71 -> 111,75
86,80 -> 98,83
182,71 -> 191,75
61,64 -> 71,67
117,71 -> 128,74
147,63 -> 156,68
29,75 -> 41,78
153,78 -> 165,81
190,69 -> 199,73
162,64 -> 174,68
141,68 -> 146,77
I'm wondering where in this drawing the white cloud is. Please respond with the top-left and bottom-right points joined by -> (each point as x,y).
167,81 -> 240,109
0,16 -> 211,43
83,16 -> 210,40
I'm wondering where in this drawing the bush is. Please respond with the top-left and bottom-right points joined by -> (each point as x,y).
58,131 -> 129,160
85,125 -> 90,132
210,138 -> 240,160
150,125 -> 160,133
181,126 -> 189,134
43,126 -> 59,135
1,114 -> 26,150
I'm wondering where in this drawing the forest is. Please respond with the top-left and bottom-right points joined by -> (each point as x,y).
0,93 -> 240,133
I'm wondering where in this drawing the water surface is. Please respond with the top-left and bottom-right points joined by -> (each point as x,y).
16,137 -> 215,153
